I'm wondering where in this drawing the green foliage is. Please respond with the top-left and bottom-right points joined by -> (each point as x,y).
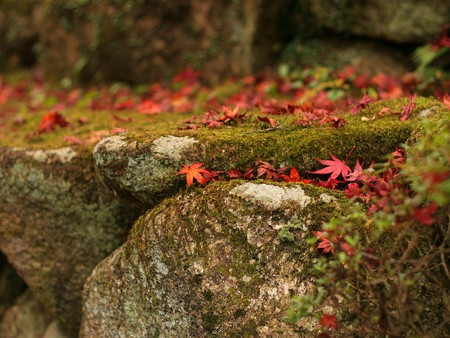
289,116 -> 450,336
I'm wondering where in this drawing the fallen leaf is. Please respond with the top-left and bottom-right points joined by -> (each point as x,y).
311,148 -> 354,180
320,313 -> 338,330
177,163 -> 212,187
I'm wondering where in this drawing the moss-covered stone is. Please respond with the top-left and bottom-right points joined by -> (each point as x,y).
304,0 -> 450,43
38,0 -> 290,84
0,146 -> 143,336
93,97 -> 448,206
81,180 -> 351,336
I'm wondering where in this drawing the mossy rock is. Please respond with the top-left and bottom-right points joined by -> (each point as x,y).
93,97 -> 448,206
0,290 -> 68,338
39,0 -> 289,84
0,146 -> 143,336
304,0 -> 450,43
80,180 -> 350,337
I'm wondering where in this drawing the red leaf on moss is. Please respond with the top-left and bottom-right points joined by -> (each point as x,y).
257,116 -> 278,128
351,92 -> 374,113
314,177 -> 341,190
399,94 -> 417,121
320,313 -> 338,330
311,148 -> 354,180
256,161 -> 287,181
280,167 -> 311,184
39,112 -> 69,133
177,163 -> 212,187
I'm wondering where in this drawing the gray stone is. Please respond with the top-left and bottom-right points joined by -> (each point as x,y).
0,147 -> 142,336
93,135 -> 203,206
81,181 -> 350,337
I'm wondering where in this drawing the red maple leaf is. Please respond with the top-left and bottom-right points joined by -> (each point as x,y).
39,112 -> 69,133
345,158 -> 370,182
280,167 -> 311,184
345,182 -> 363,199
177,163 -> 212,187
257,116 -> 278,128
399,94 -> 417,121
218,105 -> 246,124
312,231 -> 335,254
310,147 -> 354,180
256,161 -> 287,181
351,92 -> 374,113
320,313 -> 338,330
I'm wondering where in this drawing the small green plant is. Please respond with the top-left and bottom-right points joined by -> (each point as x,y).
288,116 -> 450,336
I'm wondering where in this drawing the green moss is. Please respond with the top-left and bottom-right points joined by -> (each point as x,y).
278,227 -> 295,242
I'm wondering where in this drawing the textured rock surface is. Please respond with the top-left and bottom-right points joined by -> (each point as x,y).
93,135 -> 203,206
0,290 -> 53,338
0,147 -> 142,336
0,252 -> 26,320
281,37 -> 413,76
39,0 -> 290,83
81,181 -> 350,337
0,0 -> 41,69
306,0 -> 450,43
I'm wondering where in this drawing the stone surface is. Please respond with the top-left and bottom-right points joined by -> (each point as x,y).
281,37 -> 414,76
0,1 -> 41,69
81,181 -> 350,337
93,135 -> 203,206
305,0 -> 450,43
0,252 -> 26,321
39,0 -> 290,84
0,147 -> 142,336
0,290 -> 52,338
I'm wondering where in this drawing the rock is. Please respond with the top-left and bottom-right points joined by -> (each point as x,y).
0,147 -> 142,336
0,252 -> 26,320
0,290 -> 52,338
81,181 -> 350,337
281,37 -> 414,76
39,0 -> 291,84
305,0 -> 450,44
94,97 -> 448,206
0,1 -> 41,69
93,135 -> 203,206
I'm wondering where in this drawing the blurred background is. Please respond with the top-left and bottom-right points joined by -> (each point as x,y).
1,0 -> 449,87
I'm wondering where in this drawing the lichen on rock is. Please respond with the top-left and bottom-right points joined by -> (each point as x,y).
93,134 -> 203,206
81,180 -> 350,337
0,146 -> 142,336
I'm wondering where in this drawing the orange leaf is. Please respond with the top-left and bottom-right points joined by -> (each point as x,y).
177,163 -> 212,186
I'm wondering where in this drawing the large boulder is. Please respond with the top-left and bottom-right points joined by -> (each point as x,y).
80,180 -> 350,337
38,0 -> 291,84
305,0 -> 450,44
0,147 -> 142,336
